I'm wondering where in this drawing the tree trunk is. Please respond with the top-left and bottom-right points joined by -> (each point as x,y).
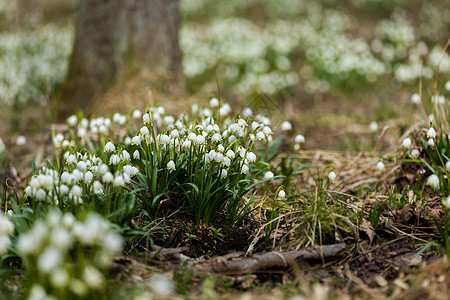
58,0 -> 181,117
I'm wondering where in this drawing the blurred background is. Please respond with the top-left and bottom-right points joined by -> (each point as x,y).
1,0 -> 449,149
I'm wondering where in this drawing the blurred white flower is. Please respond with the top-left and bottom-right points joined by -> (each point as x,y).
16,135 -> 26,146
264,171 -> 274,179
444,196 -> 450,209
209,97 -> 219,107
410,149 -> 420,159
328,171 -> 336,182
426,174 -> 440,189
369,121 -> 378,132
280,121 -> 292,131
277,189 -> 286,200
427,138 -> 434,147
104,142 -> 115,153
376,161 -> 385,171
410,93 -> 421,103
132,109 -> 142,119
427,127 -> 436,139
148,275 -> 175,296
294,134 -> 305,143
402,137 -> 412,148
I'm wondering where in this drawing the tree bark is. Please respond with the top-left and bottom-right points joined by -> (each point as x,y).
58,0 -> 181,117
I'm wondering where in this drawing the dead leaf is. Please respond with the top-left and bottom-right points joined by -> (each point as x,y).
360,219 -> 375,244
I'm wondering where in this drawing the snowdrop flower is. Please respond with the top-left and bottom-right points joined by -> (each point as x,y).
84,171 -> 93,183
133,150 -> 140,159
411,93 -> 421,103
167,160 -> 176,171
195,135 -> 205,145
93,181 -> 103,194
211,133 -> 222,142
427,127 -> 436,139
264,171 -> 274,179
277,189 -> 286,200
98,164 -> 108,175
426,174 -> 440,189
376,161 -> 385,171
241,164 -> 249,174
131,135 -> 141,145
143,113 -> 151,124
427,138 -> 434,147
16,135 -> 26,146
256,131 -> 265,140
209,97 -> 219,107
121,150 -> 131,161
428,114 -> 435,122
217,144 -> 224,152
242,107 -> 253,117
103,172 -> 114,183
443,196 -> 450,209
140,126 -> 150,139
65,153 -> 77,164
328,171 -> 336,182
67,115 -> 77,126
410,149 -> 420,159
432,95 -> 445,104
99,125 -> 107,134
262,126 -> 272,136
36,189 -> 46,200
132,109 -> 142,119
445,160 -> 450,171
38,247 -> 62,273
182,140 -> 192,149
104,142 -> 115,153
402,137 -> 412,148
77,161 -> 87,172
149,275 -> 175,296
222,156 -> 231,167
83,266 -> 104,289
294,134 -> 305,143
0,214 -> 14,236
220,169 -> 227,178
71,185 -> 82,197
113,176 -> 125,187
246,152 -> 257,163
53,134 -> 64,148
219,103 -> 231,115
369,121 -> 378,132
280,121 -> 292,131
109,154 -> 120,165
124,137 -> 132,145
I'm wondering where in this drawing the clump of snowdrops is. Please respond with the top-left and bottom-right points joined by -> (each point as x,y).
16,209 -> 122,300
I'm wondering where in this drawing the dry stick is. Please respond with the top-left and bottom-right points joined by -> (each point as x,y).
193,243 -> 346,274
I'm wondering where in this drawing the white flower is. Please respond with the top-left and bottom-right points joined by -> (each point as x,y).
427,138 -> 434,147
132,109 -> 142,119
66,154 -> 77,165
241,164 -> 249,174
104,142 -> 115,153
280,121 -> 292,131
109,154 -> 120,165
410,149 -> 420,159
140,126 -> 150,139
220,169 -> 227,178
376,161 -> 385,171
209,97 -> 220,107
98,164 -> 108,175
264,171 -> 274,179
411,93 -> 421,103
35,189 -> 46,200
16,135 -> 26,146
443,196 -> 450,209
167,160 -> 176,171
402,137 -> 412,148
262,126 -> 272,136
51,268 -> 69,288
256,131 -> 265,140
226,150 -> 235,159
149,275 -> 175,296
369,121 -> 378,132
246,152 -> 256,163
195,135 -> 205,145
103,172 -> 114,183
133,150 -> 140,159
114,175 -> 125,187
211,133 -> 222,142
124,137 -> 132,145
242,107 -> 253,117
71,185 -> 82,197
277,189 -> 286,200
121,150 -> 131,161
0,236 -> 11,255
427,127 -> 436,139
131,135 -> 141,145
143,113 -> 151,124
294,134 -> 305,143
38,247 -> 62,273
83,266 -> 104,289
328,171 -> 336,182
84,171 -> 93,183
426,174 -> 440,189
446,81 -> 450,91
222,157 -> 231,167
67,115 -> 77,126
428,114 -> 435,122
